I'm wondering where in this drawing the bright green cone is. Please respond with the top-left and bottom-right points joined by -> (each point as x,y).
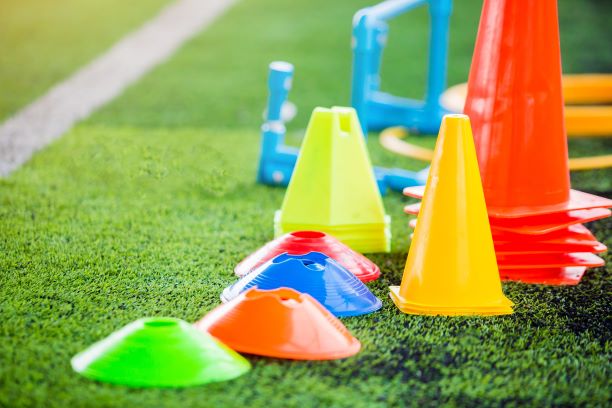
276,106 -> 390,253
71,317 -> 250,388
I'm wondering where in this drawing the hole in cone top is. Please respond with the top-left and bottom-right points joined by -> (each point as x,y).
301,260 -> 325,271
291,231 -> 326,239
234,232 -> 381,283
445,113 -> 468,119
196,287 -> 361,360
224,252 -> 382,317
144,318 -> 179,328
272,252 -> 328,265
270,61 -> 293,73
244,287 -> 303,303
338,112 -> 351,136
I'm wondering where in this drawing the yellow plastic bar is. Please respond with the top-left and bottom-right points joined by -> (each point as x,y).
565,106 -> 612,136
440,74 -> 612,137
563,74 -> 612,104
568,154 -> 612,170
380,127 -> 612,170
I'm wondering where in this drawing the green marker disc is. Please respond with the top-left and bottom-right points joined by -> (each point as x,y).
71,317 -> 250,387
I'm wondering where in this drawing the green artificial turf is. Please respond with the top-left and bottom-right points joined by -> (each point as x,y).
1,0 -> 611,406
0,0 -> 171,121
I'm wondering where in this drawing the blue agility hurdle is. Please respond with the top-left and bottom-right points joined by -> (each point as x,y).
256,0 -> 452,193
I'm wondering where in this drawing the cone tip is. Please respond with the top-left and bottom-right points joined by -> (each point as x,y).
269,61 -> 293,72
442,113 -> 470,122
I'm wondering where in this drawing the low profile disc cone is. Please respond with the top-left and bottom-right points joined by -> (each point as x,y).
500,267 -> 588,286
222,252 -> 382,317
235,230 -> 380,282
496,252 -> 604,269
71,317 -> 250,387
404,203 -> 611,235
196,288 -> 361,360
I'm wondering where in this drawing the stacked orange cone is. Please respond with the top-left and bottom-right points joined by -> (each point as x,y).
404,0 -> 612,285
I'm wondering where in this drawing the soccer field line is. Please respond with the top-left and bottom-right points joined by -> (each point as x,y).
0,0 -> 238,177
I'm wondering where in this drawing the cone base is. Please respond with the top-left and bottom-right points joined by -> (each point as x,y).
274,210 -> 391,253
389,286 -> 513,316
495,242 -> 607,254
74,365 -> 249,388
490,208 -> 611,235
404,204 -> 611,235
497,252 -> 604,269
404,186 -> 612,219
228,341 -> 361,361
408,220 -> 607,254
500,266 -> 588,286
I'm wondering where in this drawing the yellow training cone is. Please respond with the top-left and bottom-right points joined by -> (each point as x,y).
275,107 -> 390,253
390,114 -> 513,316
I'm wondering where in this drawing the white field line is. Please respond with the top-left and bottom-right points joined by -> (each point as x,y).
0,0 -> 238,176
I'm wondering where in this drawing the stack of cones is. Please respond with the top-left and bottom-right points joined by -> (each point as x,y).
390,114 -> 514,316
274,107 -> 391,253
404,0 -> 612,285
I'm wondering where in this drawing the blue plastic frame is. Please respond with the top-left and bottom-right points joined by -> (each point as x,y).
256,0 -> 452,193
351,0 -> 452,135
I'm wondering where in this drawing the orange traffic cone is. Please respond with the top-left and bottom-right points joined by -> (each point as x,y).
390,114 -> 513,316
403,0 -> 610,284
464,0 -> 612,218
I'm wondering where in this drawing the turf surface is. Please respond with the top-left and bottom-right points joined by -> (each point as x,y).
1,0 -> 611,406
0,0 -> 171,121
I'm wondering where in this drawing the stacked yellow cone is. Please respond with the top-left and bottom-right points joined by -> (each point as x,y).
275,107 -> 390,253
390,114 -> 513,316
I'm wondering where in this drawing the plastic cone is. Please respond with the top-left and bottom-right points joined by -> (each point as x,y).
463,0 -> 612,218
275,106 -> 390,253
390,114 -> 513,316
495,239 -> 606,255
407,220 -> 606,254
71,317 -> 250,387
489,208 -> 612,235
235,230 -> 380,282
497,252 -> 604,269
500,267 -> 588,286
405,203 -> 610,235
222,252 -> 382,317
196,288 -> 361,360
494,224 -> 607,254
493,224 -> 601,244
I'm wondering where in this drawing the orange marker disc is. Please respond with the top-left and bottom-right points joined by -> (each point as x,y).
195,288 -> 361,360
